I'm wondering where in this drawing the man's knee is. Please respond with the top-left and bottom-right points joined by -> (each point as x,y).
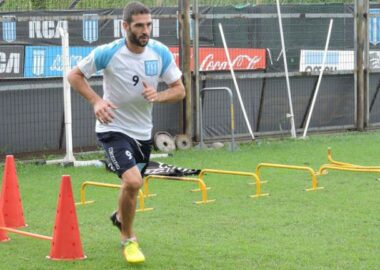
121,175 -> 143,191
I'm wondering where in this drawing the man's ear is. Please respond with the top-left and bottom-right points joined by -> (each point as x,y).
122,21 -> 129,31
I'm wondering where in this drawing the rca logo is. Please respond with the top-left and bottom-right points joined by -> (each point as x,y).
29,20 -> 68,39
0,52 -> 20,74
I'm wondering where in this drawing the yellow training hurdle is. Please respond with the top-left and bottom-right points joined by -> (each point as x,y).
318,164 -> 380,175
143,175 -> 215,205
75,181 -> 153,212
191,169 -> 269,198
324,147 -> 380,172
256,163 -> 324,192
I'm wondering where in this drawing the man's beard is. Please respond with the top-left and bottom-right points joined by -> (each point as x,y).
128,31 -> 149,47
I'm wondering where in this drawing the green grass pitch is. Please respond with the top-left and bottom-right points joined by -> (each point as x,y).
0,131 -> 379,269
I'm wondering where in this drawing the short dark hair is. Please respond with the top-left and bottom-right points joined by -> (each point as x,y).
123,1 -> 151,24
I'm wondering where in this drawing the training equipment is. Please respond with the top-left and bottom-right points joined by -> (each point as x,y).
75,181 -> 152,212
0,173 -> 86,260
0,206 -> 10,242
256,163 -> 324,192
144,161 -> 200,176
0,155 -> 26,228
218,23 -> 255,140
190,169 -> 268,199
302,20 -> 334,138
175,134 -> 192,150
143,175 -> 215,205
318,147 -> 380,175
154,131 -> 176,153
48,175 -> 86,260
327,147 -> 380,170
123,240 -> 145,264
275,0 -> 297,138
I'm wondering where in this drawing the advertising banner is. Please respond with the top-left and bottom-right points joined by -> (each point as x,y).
24,46 -> 94,78
170,47 -> 266,71
0,45 -> 24,78
23,45 -> 266,78
0,8 -> 212,47
299,50 -> 354,72
369,51 -> 380,69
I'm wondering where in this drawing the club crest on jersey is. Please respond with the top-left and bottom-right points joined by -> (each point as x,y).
144,60 -> 158,76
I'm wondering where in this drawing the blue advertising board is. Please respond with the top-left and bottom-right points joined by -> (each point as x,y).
24,46 -> 94,78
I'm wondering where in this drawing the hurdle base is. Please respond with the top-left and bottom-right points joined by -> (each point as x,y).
305,187 -> 324,192
250,193 -> 270,198
194,199 -> 216,204
136,208 -> 154,212
190,187 -> 212,192
144,193 -> 157,198
75,200 -> 95,206
248,180 -> 268,185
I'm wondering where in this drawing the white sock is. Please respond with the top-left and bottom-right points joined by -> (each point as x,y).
121,236 -> 137,246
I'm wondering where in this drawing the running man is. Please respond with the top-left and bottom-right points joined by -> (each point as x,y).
68,1 -> 185,264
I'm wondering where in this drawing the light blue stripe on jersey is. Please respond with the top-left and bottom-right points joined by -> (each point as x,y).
148,40 -> 173,77
94,38 -> 125,71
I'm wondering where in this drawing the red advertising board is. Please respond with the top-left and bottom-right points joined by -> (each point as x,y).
169,47 -> 266,71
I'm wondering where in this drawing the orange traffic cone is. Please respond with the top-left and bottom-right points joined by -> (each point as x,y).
48,175 -> 86,260
0,202 -> 10,242
0,155 -> 26,228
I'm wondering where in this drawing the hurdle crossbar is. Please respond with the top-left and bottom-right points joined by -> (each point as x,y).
0,226 -> 52,241
143,175 -> 215,204
256,163 -> 323,191
76,181 -> 152,212
191,169 -> 269,198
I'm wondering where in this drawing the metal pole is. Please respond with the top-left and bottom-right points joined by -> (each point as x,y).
218,23 -> 255,140
183,0 -> 193,138
193,0 -> 200,141
302,19 -> 334,138
364,0 -> 370,126
178,0 -> 185,134
275,0 -> 297,138
199,88 -> 205,148
356,0 -> 365,130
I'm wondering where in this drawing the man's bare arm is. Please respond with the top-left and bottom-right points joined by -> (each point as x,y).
142,79 -> 185,103
67,67 -> 117,124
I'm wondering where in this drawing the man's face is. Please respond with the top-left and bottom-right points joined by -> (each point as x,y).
123,14 -> 152,47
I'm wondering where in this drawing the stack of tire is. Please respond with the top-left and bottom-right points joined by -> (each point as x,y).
153,132 -> 191,153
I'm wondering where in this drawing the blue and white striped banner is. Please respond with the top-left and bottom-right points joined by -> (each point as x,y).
370,9 -> 380,46
2,15 -> 16,43
83,14 -> 99,44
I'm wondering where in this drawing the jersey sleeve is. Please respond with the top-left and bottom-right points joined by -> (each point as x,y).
77,50 -> 97,79
77,40 -> 124,79
161,59 -> 182,85
155,43 -> 182,84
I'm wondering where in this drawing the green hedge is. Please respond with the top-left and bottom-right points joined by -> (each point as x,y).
0,0 -> 354,12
